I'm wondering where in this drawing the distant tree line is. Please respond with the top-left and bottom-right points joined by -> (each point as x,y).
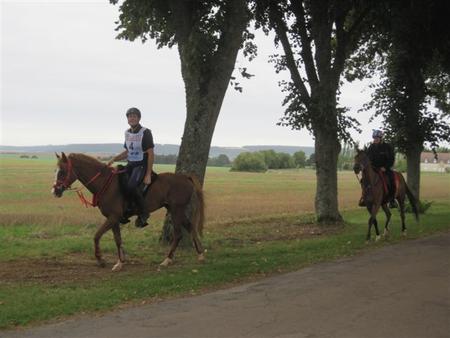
99,154 -> 232,167
231,150 -> 310,172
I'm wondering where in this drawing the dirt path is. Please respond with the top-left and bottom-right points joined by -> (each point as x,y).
5,233 -> 450,338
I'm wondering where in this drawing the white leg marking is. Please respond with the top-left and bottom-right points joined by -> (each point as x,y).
112,260 -> 123,272
160,257 -> 173,267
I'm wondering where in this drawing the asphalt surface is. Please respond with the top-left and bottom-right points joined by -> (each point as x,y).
4,233 -> 450,338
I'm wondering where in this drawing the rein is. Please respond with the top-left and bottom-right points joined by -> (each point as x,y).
62,158 -> 123,208
75,170 -> 115,208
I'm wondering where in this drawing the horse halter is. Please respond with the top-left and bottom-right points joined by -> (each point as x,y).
53,158 -> 77,193
354,152 -> 370,174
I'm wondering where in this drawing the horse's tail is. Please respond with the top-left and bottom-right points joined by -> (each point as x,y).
404,180 -> 419,221
188,174 -> 205,236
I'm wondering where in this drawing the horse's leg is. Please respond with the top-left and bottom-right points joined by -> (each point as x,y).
160,208 -> 183,267
181,218 -> 205,262
373,216 -> 381,242
367,204 -> 381,242
366,206 -> 373,242
381,203 -> 391,238
192,231 -> 205,262
183,219 -> 205,262
94,217 -> 116,267
397,195 -> 407,236
111,224 -> 126,272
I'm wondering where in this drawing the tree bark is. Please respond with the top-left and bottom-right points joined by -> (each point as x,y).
311,86 -> 343,223
161,0 -> 249,243
405,146 -> 421,201
314,130 -> 342,223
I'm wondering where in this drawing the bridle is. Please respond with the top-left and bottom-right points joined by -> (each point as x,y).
54,156 -> 122,208
353,152 -> 370,184
54,157 -> 76,191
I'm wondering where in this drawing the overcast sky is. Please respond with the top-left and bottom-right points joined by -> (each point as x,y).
1,0 -> 381,148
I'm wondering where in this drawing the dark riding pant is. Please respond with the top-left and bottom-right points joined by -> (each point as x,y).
125,164 -> 148,216
126,165 -> 145,192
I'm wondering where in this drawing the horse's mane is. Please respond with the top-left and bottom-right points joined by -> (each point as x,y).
68,153 -> 106,170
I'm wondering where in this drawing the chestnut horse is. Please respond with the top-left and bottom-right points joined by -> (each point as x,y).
353,149 -> 419,241
52,152 -> 205,271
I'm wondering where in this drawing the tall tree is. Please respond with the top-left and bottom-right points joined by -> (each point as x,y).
111,0 -> 253,184
361,0 -> 450,200
256,0 -> 370,222
111,0 -> 253,243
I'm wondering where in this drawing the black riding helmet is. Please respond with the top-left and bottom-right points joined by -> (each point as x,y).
126,107 -> 141,118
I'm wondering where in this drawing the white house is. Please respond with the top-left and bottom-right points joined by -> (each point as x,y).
420,152 -> 450,172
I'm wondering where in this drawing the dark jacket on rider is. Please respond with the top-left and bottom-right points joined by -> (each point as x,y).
367,142 -> 395,170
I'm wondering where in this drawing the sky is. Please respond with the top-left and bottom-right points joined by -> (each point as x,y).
1,0 -> 381,148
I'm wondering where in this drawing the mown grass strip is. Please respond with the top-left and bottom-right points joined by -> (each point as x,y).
1,202 -> 449,329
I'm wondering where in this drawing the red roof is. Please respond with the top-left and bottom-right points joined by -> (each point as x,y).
421,152 -> 450,163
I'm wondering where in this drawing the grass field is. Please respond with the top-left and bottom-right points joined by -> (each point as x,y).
1,154 -> 449,329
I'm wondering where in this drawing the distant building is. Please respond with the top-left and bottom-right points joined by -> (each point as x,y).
421,152 -> 450,172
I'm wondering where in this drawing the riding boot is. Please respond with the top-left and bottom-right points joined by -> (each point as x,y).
387,171 -> 397,208
119,204 -> 132,224
358,196 -> 366,207
133,188 -> 150,228
389,197 -> 397,209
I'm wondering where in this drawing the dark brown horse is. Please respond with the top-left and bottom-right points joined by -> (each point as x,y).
353,149 -> 419,241
52,152 -> 205,271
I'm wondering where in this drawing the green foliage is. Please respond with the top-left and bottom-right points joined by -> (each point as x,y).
208,154 -> 231,167
231,152 -> 268,172
293,151 -> 306,168
255,0 -> 368,143
405,200 -> 433,214
394,155 -> 407,172
260,150 -> 279,169
155,154 -> 178,164
275,152 -> 295,169
307,153 -> 316,168
231,150 -> 298,172
337,143 -> 355,171
359,1 -> 450,154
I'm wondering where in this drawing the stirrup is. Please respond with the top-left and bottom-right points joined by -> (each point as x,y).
135,214 -> 150,228
389,200 -> 397,208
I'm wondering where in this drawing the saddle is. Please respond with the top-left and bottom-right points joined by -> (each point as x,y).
117,165 -> 158,198
376,170 -> 399,200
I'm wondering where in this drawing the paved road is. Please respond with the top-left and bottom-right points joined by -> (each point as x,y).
5,233 -> 450,338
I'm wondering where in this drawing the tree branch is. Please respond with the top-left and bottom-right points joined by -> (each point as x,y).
290,0 -> 319,88
269,1 -> 311,106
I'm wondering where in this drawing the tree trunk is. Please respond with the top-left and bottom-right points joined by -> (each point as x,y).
314,127 -> 343,223
160,1 -> 249,244
405,146 -> 421,201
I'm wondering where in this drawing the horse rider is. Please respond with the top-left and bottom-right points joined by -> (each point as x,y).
108,107 -> 155,227
359,129 -> 397,208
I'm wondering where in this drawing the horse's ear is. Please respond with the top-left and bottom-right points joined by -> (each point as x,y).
61,152 -> 68,162
55,152 -> 60,159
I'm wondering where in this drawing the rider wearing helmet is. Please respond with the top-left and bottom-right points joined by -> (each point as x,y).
360,129 -> 397,208
108,107 -> 155,227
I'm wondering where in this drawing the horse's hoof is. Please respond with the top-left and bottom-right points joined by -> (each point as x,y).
402,230 -> 408,237
160,257 -> 173,267
375,235 -> 381,242
97,259 -> 107,268
112,261 -> 123,272
198,253 -> 206,262
383,229 -> 390,237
